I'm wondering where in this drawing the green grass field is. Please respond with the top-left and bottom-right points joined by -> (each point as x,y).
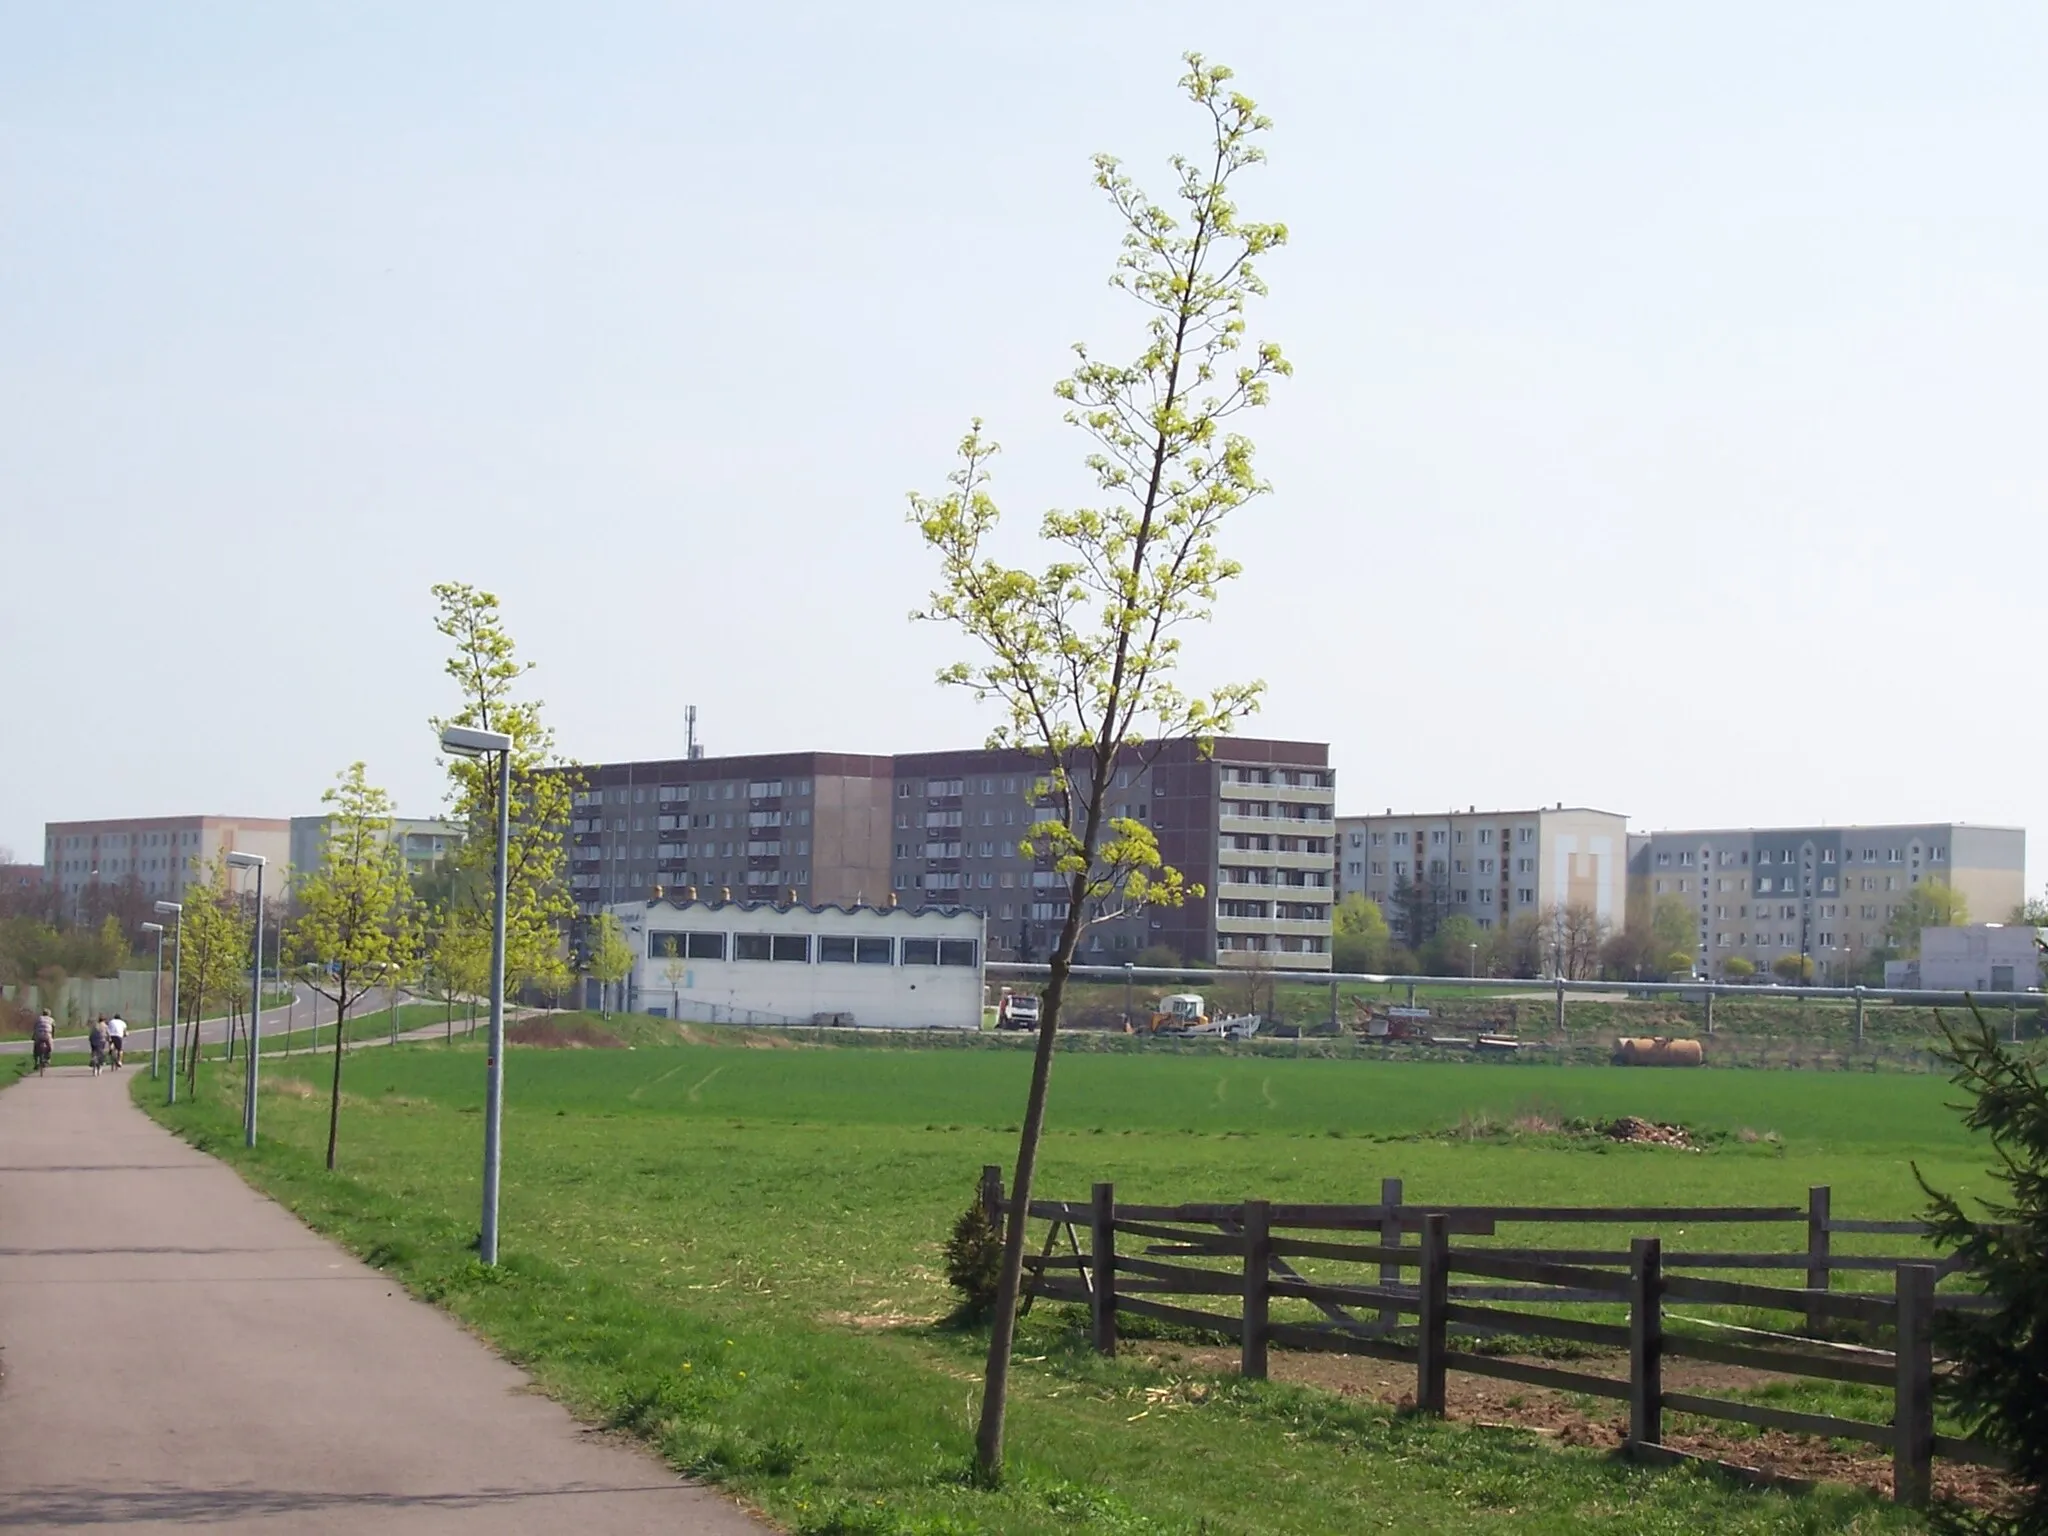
130,1013 -> 2001,1533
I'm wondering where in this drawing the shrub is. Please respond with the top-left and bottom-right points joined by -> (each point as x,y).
1919,1004 -> 2048,1532
943,1195 -> 1003,1321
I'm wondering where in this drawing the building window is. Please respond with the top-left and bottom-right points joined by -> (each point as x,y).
820,935 -> 894,964
647,931 -> 724,960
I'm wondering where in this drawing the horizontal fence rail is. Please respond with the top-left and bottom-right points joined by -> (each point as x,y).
984,1170 -> 2003,1507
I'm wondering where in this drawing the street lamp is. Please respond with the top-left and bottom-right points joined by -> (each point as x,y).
1468,941 -> 1478,979
225,851 -> 266,1148
155,901 -> 183,1103
142,923 -> 165,1079
441,723 -> 514,1264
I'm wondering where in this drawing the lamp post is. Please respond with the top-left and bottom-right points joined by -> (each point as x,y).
1468,942 -> 1478,979
225,852 -> 266,1147
155,901 -> 183,1103
142,922 -> 165,1078
441,723 -> 514,1264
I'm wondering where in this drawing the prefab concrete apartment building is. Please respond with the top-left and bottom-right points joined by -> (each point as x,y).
1334,806 -> 1631,936
44,815 -> 291,914
287,815 -> 463,890
563,737 -> 1336,970
1628,822 -> 2026,981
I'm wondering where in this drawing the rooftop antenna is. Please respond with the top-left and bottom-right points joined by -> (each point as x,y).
686,704 -> 704,760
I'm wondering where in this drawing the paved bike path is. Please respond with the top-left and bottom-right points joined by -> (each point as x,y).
0,1068 -> 769,1533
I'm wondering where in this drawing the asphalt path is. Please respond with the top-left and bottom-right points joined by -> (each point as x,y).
2,986 -> 432,1059
0,1067 -> 768,1533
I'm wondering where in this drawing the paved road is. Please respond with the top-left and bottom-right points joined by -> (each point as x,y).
2,987 -> 456,1060
0,1069 -> 768,1534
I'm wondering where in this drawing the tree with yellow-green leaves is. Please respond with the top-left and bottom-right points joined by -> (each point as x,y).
907,54 -> 1288,1483
289,763 -> 416,1169
429,583 -> 578,1004
174,855 -> 250,1096
586,912 -> 635,1017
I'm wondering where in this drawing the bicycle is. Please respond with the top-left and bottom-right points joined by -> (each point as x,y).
89,1043 -> 106,1077
32,1039 -> 51,1076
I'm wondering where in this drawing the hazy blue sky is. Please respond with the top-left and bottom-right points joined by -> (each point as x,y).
4,4 -> 2044,889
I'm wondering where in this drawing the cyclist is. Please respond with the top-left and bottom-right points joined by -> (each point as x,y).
87,1015 -> 109,1076
106,1012 -> 128,1069
31,1009 -> 54,1074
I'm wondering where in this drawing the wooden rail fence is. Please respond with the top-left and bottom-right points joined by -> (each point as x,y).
983,1169 -> 1999,1507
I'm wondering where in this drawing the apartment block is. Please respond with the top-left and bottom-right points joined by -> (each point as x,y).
1627,822 -> 2025,980
561,737 -> 1335,971
43,815 -> 292,913
1335,805 -> 1629,937
288,815 -> 464,890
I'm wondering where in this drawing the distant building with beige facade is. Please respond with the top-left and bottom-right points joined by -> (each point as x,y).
44,815 -> 292,915
1335,805 -> 1629,939
1627,822 -> 2025,981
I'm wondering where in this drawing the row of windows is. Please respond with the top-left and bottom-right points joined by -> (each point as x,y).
1352,827 -> 1535,849
646,930 -> 978,967
577,780 -> 817,809
1658,874 -> 1917,896
1220,767 -> 1332,788
1656,845 -> 1947,868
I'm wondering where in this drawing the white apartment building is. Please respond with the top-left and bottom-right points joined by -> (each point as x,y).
1335,805 -> 1629,939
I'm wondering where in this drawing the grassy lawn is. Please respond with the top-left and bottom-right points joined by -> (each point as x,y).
130,1015 -> 1988,1533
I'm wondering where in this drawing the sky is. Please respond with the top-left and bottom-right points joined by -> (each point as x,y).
3,4 -> 2045,889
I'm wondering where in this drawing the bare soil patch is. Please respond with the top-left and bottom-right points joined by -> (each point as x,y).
506,1018 -> 627,1049
1147,1342 -> 2014,1510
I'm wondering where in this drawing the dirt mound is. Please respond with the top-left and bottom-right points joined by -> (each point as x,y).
1601,1115 -> 1693,1147
505,1018 -> 626,1049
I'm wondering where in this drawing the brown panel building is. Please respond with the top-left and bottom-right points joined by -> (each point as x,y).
565,737 -> 1334,970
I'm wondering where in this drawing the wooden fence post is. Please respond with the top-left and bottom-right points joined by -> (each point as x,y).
1703,989 -> 1715,1035
1378,1176 -> 1404,1331
1628,1236 -> 1663,1454
1893,1262 -> 1935,1508
1090,1181 -> 1117,1358
1805,1185 -> 1832,1332
1240,1199 -> 1271,1380
1854,986 -> 1866,1044
981,1164 -> 1004,1227
1416,1212 -> 1449,1415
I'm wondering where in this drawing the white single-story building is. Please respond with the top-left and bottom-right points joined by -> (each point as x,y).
609,895 -> 986,1029
1885,923 -> 2045,993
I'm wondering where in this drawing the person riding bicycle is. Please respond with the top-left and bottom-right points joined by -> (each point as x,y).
87,1015 -> 109,1076
31,1009 -> 54,1071
106,1012 -> 128,1068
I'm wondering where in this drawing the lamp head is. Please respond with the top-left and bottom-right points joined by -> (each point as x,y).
142,922 -> 164,935
225,851 -> 266,870
154,900 -> 182,915
441,724 -> 513,757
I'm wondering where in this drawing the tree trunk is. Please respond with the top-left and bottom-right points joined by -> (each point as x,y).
973,939 -> 1079,1481
326,1000 -> 349,1170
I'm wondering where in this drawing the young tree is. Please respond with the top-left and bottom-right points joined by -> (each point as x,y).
289,764 -> 415,1169
423,904 -> 491,1039
908,55 -> 1287,1482
1721,954 -> 1757,980
431,582 -> 579,1001
1331,893 -> 1390,973
1918,1006 -> 2048,1530
1543,902 -> 1610,980
586,912 -> 634,1016
1425,914 -> 1487,977
1885,879 -> 1969,956
175,857 -> 249,1094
